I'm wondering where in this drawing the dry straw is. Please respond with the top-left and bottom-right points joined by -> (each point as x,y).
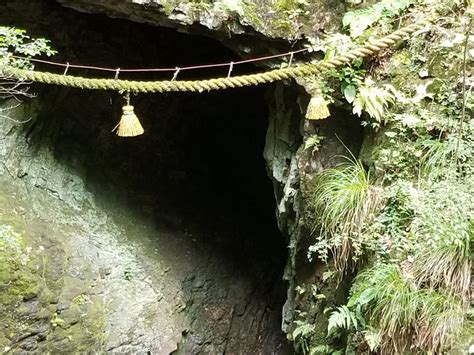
112,92 -> 144,137
306,86 -> 330,120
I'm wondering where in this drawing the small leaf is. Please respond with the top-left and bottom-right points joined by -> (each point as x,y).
357,288 -> 376,305
342,12 -> 355,27
353,96 -> 363,116
344,85 -> 357,103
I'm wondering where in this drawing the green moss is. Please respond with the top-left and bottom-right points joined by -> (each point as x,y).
72,293 -> 89,306
0,224 -> 48,349
0,226 -> 34,301
80,297 -> 107,343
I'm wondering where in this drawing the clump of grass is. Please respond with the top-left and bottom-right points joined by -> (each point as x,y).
410,182 -> 473,302
415,289 -> 465,352
353,263 -> 466,353
311,156 -> 381,272
413,235 -> 471,302
418,139 -> 455,179
418,140 -> 448,177
353,264 -> 418,352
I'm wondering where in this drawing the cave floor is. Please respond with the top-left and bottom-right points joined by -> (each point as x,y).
0,171 -> 288,354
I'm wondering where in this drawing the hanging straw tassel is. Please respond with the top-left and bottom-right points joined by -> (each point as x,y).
305,87 -> 330,120
112,92 -> 144,137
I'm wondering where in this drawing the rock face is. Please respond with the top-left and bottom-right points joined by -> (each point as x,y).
56,0 -> 344,41
52,0 -> 345,66
263,82 -> 364,338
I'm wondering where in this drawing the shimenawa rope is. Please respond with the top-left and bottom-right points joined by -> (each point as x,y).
0,20 -> 431,94
0,18 -> 433,136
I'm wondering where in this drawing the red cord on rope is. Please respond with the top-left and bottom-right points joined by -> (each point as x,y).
9,48 -> 309,74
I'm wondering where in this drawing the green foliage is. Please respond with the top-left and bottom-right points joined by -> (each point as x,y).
271,0 -> 310,38
311,157 -> 373,237
410,179 -> 473,299
0,27 -> 56,101
344,263 -> 466,353
362,328 -> 382,351
123,268 -> 133,281
327,59 -> 366,104
72,293 -> 90,306
325,178 -> 473,352
327,305 -> 359,335
343,0 -> 415,38
293,320 -> 316,339
363,77 -> 472,181
301,3 -> 472,354
418,139 -> 452,179
0,26 -> 56,69
353,79 -> 398,127
363,181 -> 416,260
309,156 -> 381,272
50,312 -> 65,328
292,319 -> 316,354
339,65 -> 365,104
304,134 -> 325,154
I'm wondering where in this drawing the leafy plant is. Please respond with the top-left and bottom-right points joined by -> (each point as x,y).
362,328 -> 382,352
0,27 -> 56,102
353,79 -> 397,127
123,268 -> 133,281
343,0 -> 415,38
303,4 -> 473,354
329,60 -> 366,104
50,312 -> 65,328
72,293 -> 90,306
0,27 -> 56,69
304,134 -> 324,154
410,179 -> 473,300
418,139 -> 453,179
292,319 -> 316,355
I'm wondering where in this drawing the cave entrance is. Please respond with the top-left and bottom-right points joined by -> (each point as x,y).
1,1 -> 291,353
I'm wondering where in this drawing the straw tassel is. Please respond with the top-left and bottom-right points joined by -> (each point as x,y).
113,92 -> 144,137
305,87 -> 330,120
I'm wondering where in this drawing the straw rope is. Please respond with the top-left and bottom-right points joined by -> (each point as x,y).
0,20 -> 431,93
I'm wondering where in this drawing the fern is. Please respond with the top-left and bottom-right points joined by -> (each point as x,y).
293,320 -> 316,340
292,320 -> 316,355
327,305 -> 358,335
353,80 -> 396,126
363,328 -> 382,351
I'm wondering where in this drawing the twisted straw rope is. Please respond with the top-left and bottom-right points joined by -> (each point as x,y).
0,20 -> 431,93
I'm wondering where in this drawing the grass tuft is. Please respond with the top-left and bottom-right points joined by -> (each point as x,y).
311,157 -> 381,272
410,182 -> 473,302
352,263 -> 466,353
